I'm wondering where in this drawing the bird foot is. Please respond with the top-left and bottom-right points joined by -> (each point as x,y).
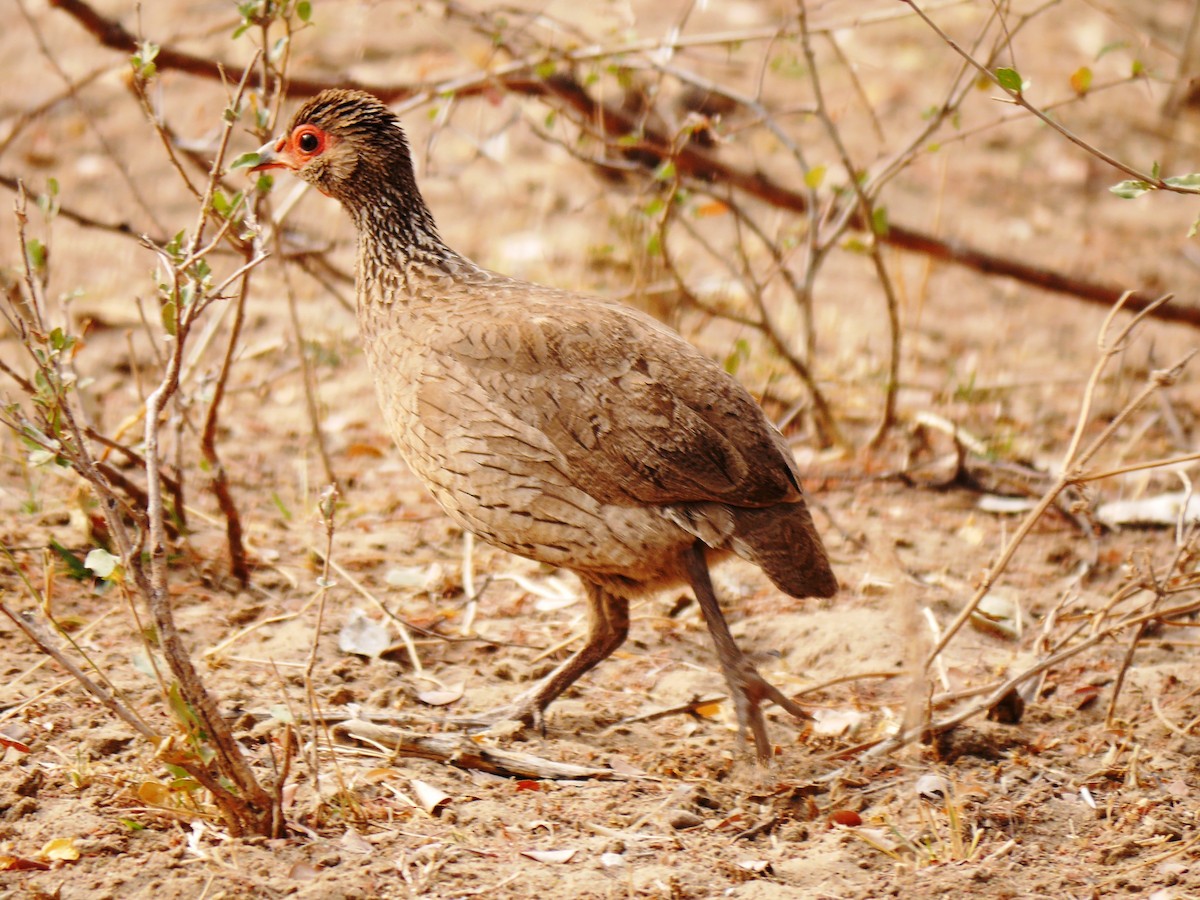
726,664 -> 810,764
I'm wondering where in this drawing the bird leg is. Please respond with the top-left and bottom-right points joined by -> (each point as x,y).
682,540 -> 810,763
451,580 -> 629,731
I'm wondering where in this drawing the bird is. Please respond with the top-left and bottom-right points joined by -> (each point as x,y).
252,89 -> 837,762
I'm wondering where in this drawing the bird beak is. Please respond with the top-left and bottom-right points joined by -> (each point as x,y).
249,137 -> 292,173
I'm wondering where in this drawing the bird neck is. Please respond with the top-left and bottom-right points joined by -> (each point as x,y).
348,171 -> 447,255
349,174 -> 481,310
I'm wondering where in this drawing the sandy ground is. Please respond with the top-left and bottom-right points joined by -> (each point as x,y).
2,0 -> 1200,897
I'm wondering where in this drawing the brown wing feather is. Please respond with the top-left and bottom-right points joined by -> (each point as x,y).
430,289 -> 801,510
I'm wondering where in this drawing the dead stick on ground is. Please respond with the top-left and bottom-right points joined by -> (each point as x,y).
333,719 -> 648,781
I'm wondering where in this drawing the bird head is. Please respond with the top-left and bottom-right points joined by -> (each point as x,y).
251,89 -> 414,205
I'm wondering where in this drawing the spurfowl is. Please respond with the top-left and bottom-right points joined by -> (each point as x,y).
254,89 -> 837,761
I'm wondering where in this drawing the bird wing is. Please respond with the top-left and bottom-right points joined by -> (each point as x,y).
411,291 -> 804,510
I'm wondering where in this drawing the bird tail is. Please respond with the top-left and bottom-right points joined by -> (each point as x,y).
728,503 -> 837,599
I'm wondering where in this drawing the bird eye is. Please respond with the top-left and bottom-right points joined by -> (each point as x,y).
296,129 -> 321,154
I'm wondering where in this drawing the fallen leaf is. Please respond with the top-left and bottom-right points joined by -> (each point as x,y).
0,855 -> 50,871
693,701 -> 724,719
288,860 -> 320,881
914,773 -> 949,802
340,827 -> 374,855
1097,492 -> 1200,527
338,608 -> 390,658
828,809 -> 862,827
385,564 -> 442,590
970,588 -> 1021,640
737,859 -> 772,874
606,757 -> 646,777
1164,778 -> 1189,798
41,837 -> 80,862
0,730 -> 31,753
978,495 -> 1038,514
411,779 -> 452,815
416,684 -> 464,707
502,573 -> 576,606
344,442 -> 385,459
811,707 -> 865,736
137,781 -> 170,806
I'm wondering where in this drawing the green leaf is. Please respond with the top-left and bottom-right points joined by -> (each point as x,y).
49,327 -> 76,352
994,67 -> 1024,93
25,238 -> 46,271
36,177 -> 60,218
723,338 -> 750,375
131,650 -> 158,679
535,59 -> 556,79
191,258 -> 212,283
131,40 -> 159,78
1109,180 -> 1153,199
167,682 -> 203,738
1164,172 -> 1200,188
1189,211 -> 1200,239
871,205 -> 890,237
160,299 -> 177,336
49,540 -> 91,580
296,0 -> 312,21
804,165 -> 827,190
165,229 -> 186,261
1069,66 -> 1092,96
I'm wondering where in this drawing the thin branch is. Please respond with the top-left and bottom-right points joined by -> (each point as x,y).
903,0 -> 1194,192
924,295 -> 1186,667
42,0 -> 1200,329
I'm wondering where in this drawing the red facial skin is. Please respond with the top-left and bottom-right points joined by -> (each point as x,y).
250,124 -> 335,193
